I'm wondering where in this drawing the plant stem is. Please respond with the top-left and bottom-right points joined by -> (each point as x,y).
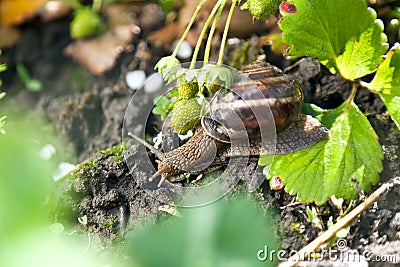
190,0 -> 224,69
217,0 -> 238,65
63,0 -> 83,10
345,82 -> 358,111
92,0 -> 103,13
172,0 -> 207,58
16,64 -> 31,84
204,0 -> 226,64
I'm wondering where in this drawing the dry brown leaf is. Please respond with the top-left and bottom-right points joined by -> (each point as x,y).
0,25 -> 21,48
147,22 -> 182,48
64,24 -> 140,76
104,3 -> 141,29
147,0 -> 210,48
0,0 -> 49,26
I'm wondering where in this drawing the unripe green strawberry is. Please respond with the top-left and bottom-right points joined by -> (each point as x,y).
170,98 -> 202,134
246,0 -> 281,19
177,81 -> 198,100
70,8 -> 105,39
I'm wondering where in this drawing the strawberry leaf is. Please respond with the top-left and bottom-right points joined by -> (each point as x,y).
363,44 -> 400,128
279,0 -> 388,80
365,44 -> 400,96
261,103 -> 383,204
380,94 -> 400,129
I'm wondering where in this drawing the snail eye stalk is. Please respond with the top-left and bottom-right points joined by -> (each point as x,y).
128,132 -> 164,158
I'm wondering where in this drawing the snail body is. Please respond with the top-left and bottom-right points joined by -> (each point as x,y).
129,60 -> 329,186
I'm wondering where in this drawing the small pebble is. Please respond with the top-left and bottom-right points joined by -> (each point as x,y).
227,38 -> 240,45
173,40 -> 193,59
39,144 -> 56,160
144,72 -> 164,94
125,70 -> 146,90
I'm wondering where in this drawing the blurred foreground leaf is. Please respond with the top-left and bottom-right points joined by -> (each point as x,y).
0,109 -> 125,267
0,231 -> 122,267
128,196 -> 279,267
0,113 -> 53,240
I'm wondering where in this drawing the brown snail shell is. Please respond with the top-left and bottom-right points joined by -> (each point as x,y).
201,60 -> 303,144
128,60 -> 330,186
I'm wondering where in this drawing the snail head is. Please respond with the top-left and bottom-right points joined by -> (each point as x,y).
128,132 -> 173,187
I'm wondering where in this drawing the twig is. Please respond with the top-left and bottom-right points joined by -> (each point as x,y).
278,177 -> 400,267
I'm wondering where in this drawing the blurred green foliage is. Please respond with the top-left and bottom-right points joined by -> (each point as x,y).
16,64 -> 42,92
0,113 -> 53,240
70,7 -> 106,39
0,108 -> 280,266
0,110 -> 121,267
0,51 -> 6,134
128,197 -> 280,267
0,92 -> 5,135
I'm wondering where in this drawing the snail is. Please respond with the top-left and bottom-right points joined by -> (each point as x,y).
128,60 -> 330,187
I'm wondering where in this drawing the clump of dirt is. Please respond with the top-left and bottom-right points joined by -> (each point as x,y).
54,145 -> 162,243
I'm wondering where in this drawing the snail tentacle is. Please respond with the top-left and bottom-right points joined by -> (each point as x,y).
128,132 -> 164,158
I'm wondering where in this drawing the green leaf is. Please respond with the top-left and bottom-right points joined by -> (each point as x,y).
199,64 -> 233,89
380,94 -> 400,129
152,96 -> 173,120
159,0 -> 174,13
153,95 -> 170,106
365,44 -> 400,95
363,44 -> 400,128
129,196 -> 279,267
263,102 -> 383,204
279,0 -> 388,80
155,56 -> 181,84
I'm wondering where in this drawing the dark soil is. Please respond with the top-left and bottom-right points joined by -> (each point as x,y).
1,3 -> 399,266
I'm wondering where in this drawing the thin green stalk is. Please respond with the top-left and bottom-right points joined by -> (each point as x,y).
345,82 -> 358,112
190,0 -> 224,69
204,0 -> 227,64
63,0 -> 83,10
218,0 -> 238,65
92,0 -> 102,12
172,0 -> 207,58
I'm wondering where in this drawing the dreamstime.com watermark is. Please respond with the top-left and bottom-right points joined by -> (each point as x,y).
257,239 -> 400,264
